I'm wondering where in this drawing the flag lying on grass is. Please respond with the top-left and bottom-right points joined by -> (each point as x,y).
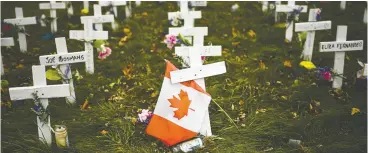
146,60 -> 211,146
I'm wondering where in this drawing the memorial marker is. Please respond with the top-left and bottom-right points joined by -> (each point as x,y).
1,38 -> 15,75
340,1 -> 346,11
69,18 -> 109,74
319,25 -> 364,89
276,1 -> 307,42
39,1 -> 66,33
3,7 -> 37,52
295,9 -> 331,60
81,4 -> 114,31
9,65 -> 71,145
39,37 -> 85,104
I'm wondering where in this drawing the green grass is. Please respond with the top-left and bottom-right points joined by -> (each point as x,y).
1,1 -> 367,153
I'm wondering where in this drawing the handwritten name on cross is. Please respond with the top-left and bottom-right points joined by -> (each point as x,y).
81,5 -> 114,31
39,37 -> 84,104
169,27 -> 227,136
295,9 -> 331,61
275,1 -> 307,42
69,18 -> 108,74
39,1 -> 66,33
319,25 -> 364,89
3,7 -> 37,52
1,38 -> 15,75
9,65 -> 71,145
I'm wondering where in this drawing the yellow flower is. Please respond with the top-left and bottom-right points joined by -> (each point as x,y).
16,64 -> 24,69
351,108 -> 360,115
239,100 -> 244,105
291,112 -> 298,119
283,60 -> 292,68
131,118 -> 137,124
100,130 -> 108,135
142,12 -> 148,16
247,30 -> 256,38
123,28 -> 131,34
299,61 -> 316,70
259,60 -> 267,70
81,8 -> 89,15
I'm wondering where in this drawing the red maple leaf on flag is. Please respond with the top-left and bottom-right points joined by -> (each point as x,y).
168,90 -> 195,120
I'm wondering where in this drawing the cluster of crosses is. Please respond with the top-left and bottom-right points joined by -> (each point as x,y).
0,0 -> 366,146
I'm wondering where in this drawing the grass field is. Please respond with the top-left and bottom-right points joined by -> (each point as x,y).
1,1 -> 367,153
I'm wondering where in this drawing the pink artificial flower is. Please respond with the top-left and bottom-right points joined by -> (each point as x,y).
98,47 -> 112,60
138,109 -> 152,122
201,56 -> 205,61
322,71 -> 331,81
164,34 -> 177,50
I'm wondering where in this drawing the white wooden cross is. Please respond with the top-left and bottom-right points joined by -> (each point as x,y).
295,9 -> 332,61
169,27 -> 227,136
275,1 -> 307,42
3,7 -> 37,52
83,1 -> 89,12
39,37 -> 86,104
9,65 -> 71,145
39,1 -> 66,33
65,1 -> 74,16
69,18 -> 109,74
262,1 -> 269,12
168,1 -> 201,28
81,5 -> 114,31
1,38 -> 15,75
319,25 -> 364,89
99,1 -> 127,18
274,1 -> 281,22
340,1 -> 346,11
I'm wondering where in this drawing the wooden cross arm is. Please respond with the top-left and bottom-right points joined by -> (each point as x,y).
190,1 -> 207,7
39,51 -> 87,65
169,27 -> 208,36
4,17 -> 37,26
39,2 -> 66,9
99,1 -> 126,6
81,15 -> 114,24
295,21 -> 331,32
319,40 -> 364,52
69,30 -> 109,40
175,46 -> 222,57
170,61 -> 227,84
1,38 -> 15,46
276,5 -> 308,13
9,84 -> 70,100
168,11 -> 201,20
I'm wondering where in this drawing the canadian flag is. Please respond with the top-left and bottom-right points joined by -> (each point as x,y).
146,60 -> 211,146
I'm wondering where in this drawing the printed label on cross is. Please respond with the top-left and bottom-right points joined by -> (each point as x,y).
69,18 -> 108,74
81,5 -> 114,31
39,1 -> 66,33
295,9 -> 331,61
39,37 -> 84,104
9,65 -> 71,145
3,7 -> 37,52
319,25 -> 364,89
275,1 -> 308,42
1,37 -> 15,75
99,1 -> 127,18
